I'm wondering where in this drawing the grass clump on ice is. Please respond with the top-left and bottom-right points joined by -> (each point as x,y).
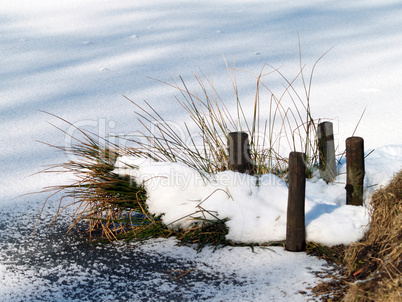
125,53 -> 327,179
38,120 -> 160,242
41,51 -> 332,249
39,112 -> 241,249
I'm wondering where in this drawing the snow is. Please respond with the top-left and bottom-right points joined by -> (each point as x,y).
114,144 -> 402,247
1,0 -> 402,301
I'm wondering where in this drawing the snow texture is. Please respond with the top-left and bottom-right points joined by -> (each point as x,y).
115,144 -> 402,247
1,0 -> 402,300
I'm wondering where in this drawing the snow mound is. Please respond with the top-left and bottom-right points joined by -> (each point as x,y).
114,145 -> 402,246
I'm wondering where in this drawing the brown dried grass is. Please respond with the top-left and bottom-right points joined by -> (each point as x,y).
343,170 -> 402,301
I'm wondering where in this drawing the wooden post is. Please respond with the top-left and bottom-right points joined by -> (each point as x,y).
286,152 -> 306,252
346,137 -> 365,206
317,122 -> 337,183
227,132 -> 254,175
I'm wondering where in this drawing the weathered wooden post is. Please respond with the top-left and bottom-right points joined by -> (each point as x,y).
346,137 -> 365,206
227,132 -> 254,175
286,152 -> 306,252
317,122 -> 337,183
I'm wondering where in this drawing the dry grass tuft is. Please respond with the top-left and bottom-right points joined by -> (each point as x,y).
313,171 -> 401,301
37,114 -> 166,242
342,170 -> 401,301
122,50 -> 332,180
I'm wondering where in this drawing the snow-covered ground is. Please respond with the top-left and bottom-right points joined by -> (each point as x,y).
1,1 -> 402,301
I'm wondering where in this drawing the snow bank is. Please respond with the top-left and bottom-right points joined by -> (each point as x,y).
114,145 -> 402,247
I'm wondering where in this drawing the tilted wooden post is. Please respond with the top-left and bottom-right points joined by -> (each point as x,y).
317,122 -> 337,183
346,137 -> 365,206
227,132 -> 254,175
286,152 -> 306,252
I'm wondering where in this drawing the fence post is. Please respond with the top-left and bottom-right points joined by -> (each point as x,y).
286,152 -> 306,252
317,122 -> 337,183
346,137 -> 365,206
227,132 -> 254,175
